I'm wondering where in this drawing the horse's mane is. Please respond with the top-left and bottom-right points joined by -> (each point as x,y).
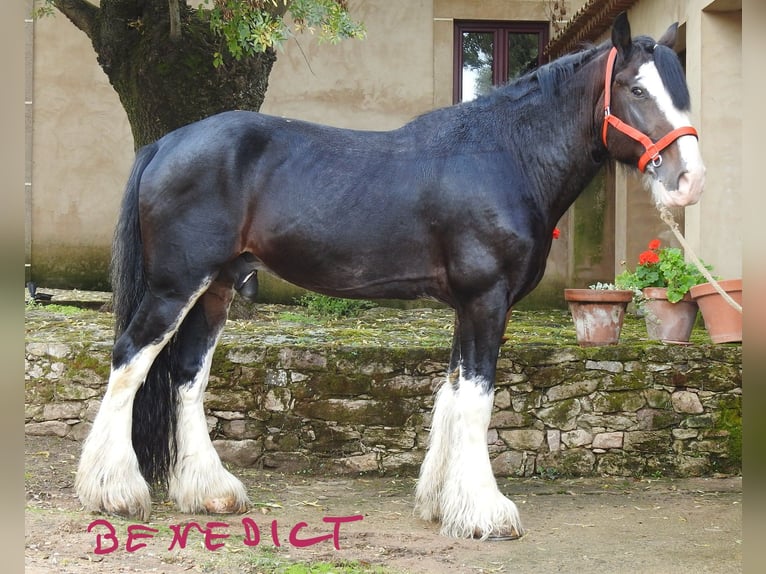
472,35 -> 689,110
533,44 -> 603,98
410,32 -> 690,141
471,42 -> 605,105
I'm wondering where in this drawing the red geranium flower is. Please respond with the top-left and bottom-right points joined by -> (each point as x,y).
552,227 -> 561,239
615,237 -> 714,303
638,250 -> 660,265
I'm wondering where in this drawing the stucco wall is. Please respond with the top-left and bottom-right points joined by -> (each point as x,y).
261,1 -> 435,130
689,5 -> 742,281
30,7 -> 134,289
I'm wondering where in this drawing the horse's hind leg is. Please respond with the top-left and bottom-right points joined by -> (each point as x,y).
168,280 -> 250,514
75,285 -> 208,520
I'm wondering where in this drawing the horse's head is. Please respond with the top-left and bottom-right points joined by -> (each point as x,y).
601,13 -> 705,208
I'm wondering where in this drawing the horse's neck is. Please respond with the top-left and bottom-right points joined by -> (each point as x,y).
509,56 -> 607,220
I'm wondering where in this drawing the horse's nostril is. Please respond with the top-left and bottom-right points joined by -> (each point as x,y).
673,169 -> 704,207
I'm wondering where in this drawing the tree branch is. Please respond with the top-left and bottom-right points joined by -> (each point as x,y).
264,0 -> 291,19
51,0 -> 100,40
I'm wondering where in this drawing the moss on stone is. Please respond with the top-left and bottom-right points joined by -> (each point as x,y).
511,390 -> 543,413
537,448 -> 596,477
30,380 -> 56,404
64,350 -> 110,381
684,363 -> 742,392
712,408 -> 742,469
604,371 -> 651,391
704,393 -> 741,411
684,413 -> 716,429
53,382 -> 100,401
528,364 -> 582,389
210,346 -> 240,382
644,389 -> 672,409
536,398 -> 581,430
624,430 -> 672,453
592,391 -> 646,413
303,373 -> 372,398
583,344 -> 642,362
597,451 -> 646,477
294,397 -> 415,427
643,454 -> 680,477
637,407 -> 682,430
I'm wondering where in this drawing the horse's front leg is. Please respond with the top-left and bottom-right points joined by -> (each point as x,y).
415,287 -> 523,540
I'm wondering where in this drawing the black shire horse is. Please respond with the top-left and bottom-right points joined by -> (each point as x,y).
76,13 -> 704,540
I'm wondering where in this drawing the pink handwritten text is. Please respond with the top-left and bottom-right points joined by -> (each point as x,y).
87,515 -> 364,555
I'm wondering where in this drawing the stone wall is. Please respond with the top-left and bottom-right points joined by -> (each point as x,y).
25,338 -> 742,479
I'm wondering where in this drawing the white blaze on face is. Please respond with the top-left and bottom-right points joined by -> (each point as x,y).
636,60 -> 705,207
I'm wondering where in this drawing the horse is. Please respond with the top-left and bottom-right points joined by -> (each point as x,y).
75,12 -> 705,540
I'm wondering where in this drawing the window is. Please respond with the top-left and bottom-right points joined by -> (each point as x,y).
454,21 -> 549,103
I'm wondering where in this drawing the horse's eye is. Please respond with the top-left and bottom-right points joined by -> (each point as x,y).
631,86 -> 645,97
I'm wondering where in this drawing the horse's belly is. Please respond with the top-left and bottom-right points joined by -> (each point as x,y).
253,243 -> 441,301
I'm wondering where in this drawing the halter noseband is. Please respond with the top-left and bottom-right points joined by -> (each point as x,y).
601,47 -> 698,173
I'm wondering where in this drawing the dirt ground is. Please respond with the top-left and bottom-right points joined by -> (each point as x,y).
24,435 -> 741,574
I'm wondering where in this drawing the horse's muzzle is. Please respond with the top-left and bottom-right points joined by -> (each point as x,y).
661,163 -> 705,208
653,142 -> 705,208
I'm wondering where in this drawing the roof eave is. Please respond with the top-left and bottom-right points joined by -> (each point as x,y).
543,0 -> 640,59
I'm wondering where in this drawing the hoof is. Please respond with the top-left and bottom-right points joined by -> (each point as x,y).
474,526 -> 523,541
203,495 -> 250,514
437,485 -> 524,540
170,465 -> 251,515
76,474 -> 152,522
76,442 -> 153,521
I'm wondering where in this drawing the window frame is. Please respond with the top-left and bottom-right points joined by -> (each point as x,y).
453,20 -> 550,104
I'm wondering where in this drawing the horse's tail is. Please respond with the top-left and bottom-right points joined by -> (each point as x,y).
110,142 -> 179,486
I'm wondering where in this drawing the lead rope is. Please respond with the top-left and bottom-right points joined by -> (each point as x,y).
657,206 -> 742,313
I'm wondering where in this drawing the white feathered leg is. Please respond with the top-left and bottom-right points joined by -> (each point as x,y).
168,345 -> 250,514
415,379 -> 457,521
75,342 -> 166,521
416,375 -> 523,539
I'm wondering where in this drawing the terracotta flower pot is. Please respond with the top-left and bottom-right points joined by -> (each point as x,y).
564,289 -> 633,347
641,287 -> 698,343
689,279 -> 742,343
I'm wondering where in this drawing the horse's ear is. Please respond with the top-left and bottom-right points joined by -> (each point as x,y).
657,22 -> 679,49
611,12 -> 632,58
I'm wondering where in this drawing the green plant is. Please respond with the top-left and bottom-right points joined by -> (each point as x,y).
537,466 -> 560,480
297,293 -> 375,318
25,302 -> 85,315
615,239 -> 713,303
242,553 -> 392,574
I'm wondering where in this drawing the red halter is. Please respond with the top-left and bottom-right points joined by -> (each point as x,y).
601,47 -> 698,173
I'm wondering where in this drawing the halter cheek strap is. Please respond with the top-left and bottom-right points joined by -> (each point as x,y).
601,47 -> 698,173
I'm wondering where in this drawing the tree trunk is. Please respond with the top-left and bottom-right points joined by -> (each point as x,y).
56,0 -> 277,149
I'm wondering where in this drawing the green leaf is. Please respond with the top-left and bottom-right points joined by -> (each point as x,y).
202,0 -> 364,64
